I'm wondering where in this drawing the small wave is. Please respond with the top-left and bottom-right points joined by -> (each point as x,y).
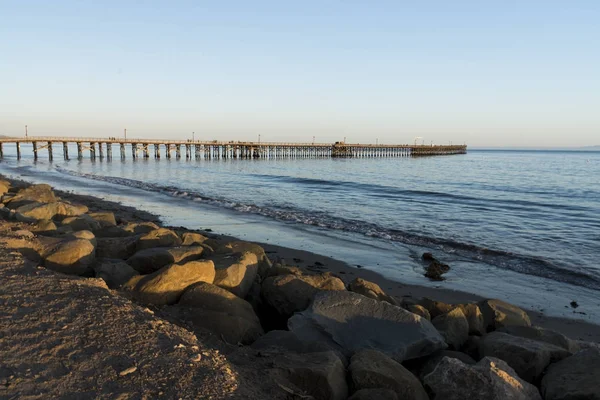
54,166 -> 600,291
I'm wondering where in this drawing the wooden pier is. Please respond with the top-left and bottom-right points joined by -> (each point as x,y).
0,137 -> 467,160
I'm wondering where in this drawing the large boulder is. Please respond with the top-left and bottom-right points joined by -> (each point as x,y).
215,241 -> 272,278
211,252 -> 260,298
5,184 -> 57,208
96,236 -> 139,259
251,330 -> 338,356
94,225 -> 136,238
497,325 -> 579,353
288,291 -> 446,362
349,389 -> 398,400
415,350 -> 477,379
273,351 -> 348,400
123,260 -> 215,305
541,348 -> 600,400
87,212 -> 117,227
348,349 -> 428,400
458,303 -> 486,336
418,298 -> 455,319
0,180 -> 10,196
181,232 -> 210,246
478,299 -> 531,332
30,219 -> 57,233
135,228 -> 182,251
42,238 -> 96,276
432,308 -> 469,349
94,259 -> 139,289
423,356 -> 542,400
261,272 -> 346,323
481,331 -> 571,383
176,282 -> 263,344
16,201 -> 88,222
407,304 -> 431,321
348,278 -> 397,305
60,215 -> 102,232
127,246 -> 206,274
122,221 -> 160,234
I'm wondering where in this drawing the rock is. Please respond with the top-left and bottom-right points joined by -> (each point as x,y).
418,298 -> 455,318
60,215 -> 102,232
497,325 -> 578,353
273,351 -> 348,400
481,331 -> 571,383
288,291 -> 446,362
5,184 -> 57,208
123,260 -> 215,305
136,228 -> 182,251
348,278 -> 397,305
181,232 -> 210,246
127,246 -> 206,274
94,225 -> 135,238
87,212 -> 117,227
423,356 -> 542,400
215,241 -> 272,278
94,259 -> 139,289
541,348 -> 600,400
250,330 -> 337,356
422,252 -> 435,261
478,299 -> 531,331
424,260 -> 450,281
266,264 -> 304,277
30,219 -> 57,233
349,389 -> 398,400
96,236 -> 139,259
407,305 -> 431,321
122,221 -> 160,234
415,350 -> 477,379
461,335 -> 483,361
0,180 -> 10,196
432,308 -> 469,349
177,282 -> 263,344
458,303 -> 486,336
16,201 -> 88,221
348,349 -> 428,400
66,230 -> 96,248
211,252 -> 260,298
261,272 -> 346,324
42,238 -> 96,276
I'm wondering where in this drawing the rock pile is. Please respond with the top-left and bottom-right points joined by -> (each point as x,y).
2,179 -> 598,400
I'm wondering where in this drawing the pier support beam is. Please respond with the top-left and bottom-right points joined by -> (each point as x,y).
77,142 -> 83,159
131,143 -> 137,159
89,143 -> 96,159
47,142 -> 53,161
154,144 -> 160,158
32,142 -> 38,160
99,143 -> 104,158
143,144 -> 149,158
106,143 -> 112,158
120,143 -> 126,159
63,142 -> 69,160
176,144 -> 181,159
16,143 -> 20,159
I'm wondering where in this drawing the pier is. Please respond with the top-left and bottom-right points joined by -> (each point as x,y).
0,137 -> 467,160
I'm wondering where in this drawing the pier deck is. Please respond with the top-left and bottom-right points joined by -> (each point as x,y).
0,137 -> 467,160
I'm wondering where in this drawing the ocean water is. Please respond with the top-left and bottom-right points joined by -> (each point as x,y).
1,145 -> 599,322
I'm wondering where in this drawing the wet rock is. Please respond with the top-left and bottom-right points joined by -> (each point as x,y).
423,356 -> 542,400
261,272 -> 346,323
211,252 -> 260,298
43,238 -> 96,276
348,349 -> 428,400
5,184 -> 57,208
424,260 -> 450,281
127,246 -> 206,274
348,278 -> 397,305
497,325 -> 578,353
136,228 -> 182,251
177,282 -> 263,344
422,252 -> 435,261
123,260 -> 215,305
96,236 -> 139,259
481,331 -> 571,383
288,291 -> 446,362
94,259 -> 139,289
541,348 -> 600,400
273,351 -> 348,400
432,308 -> 469,349
407,304 -> 431,321
16,201 -> 88,222
478,299 -> 531,331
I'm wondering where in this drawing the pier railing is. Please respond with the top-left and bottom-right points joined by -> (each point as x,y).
0,136 -> 467,160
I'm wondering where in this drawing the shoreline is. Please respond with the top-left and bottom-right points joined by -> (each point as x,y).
8,175 -> 598,342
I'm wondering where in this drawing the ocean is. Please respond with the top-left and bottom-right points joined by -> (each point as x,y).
1,145 -> 599,322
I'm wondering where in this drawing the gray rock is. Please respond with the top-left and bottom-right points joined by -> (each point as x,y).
348,349 -> 428,400
273,351 -> 348,400
479,299 -> 531,331
348,278 -> 397,305
288,291 -> 446,362
135,228 -> 182,251
416,350 -> 477,379
127,246 -> 206,274
481,331 -> 571,383
423,356 -> 542,400
261,272 -> 346,321
461,335 -> 483,361
94,259 -> 139,289
251,330 -> 337,356
349,389 -> 398,400
176,282 -> 263,344
123,260 -> 215,305
96,236 -> 139,259
432,308 -> 469,349
5,184 -> 57,208
541,348 -> 600,400
497,325 -> 578,353
211,252 -> 260,298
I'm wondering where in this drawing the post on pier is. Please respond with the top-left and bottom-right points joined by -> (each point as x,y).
154,144 -> 160,159
77,142 -> 83,159
89,143 -> 96,159
98,143 -> 104,158
106,143 -> 112,159
185,144 -> 191,159
120,143 -> 126,159
165,144 -> 171,159
143,144 -> 149,158
63,142 -> 69,160
131,143 -> 137,159
32,142 -> 38,160
16,143 -> 21,159
47,142 -> 53,161
176,144 -> 181,159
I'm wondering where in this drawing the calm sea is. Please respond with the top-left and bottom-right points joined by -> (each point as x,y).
1,146 -> 599,321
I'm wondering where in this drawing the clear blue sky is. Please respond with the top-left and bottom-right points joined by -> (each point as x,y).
1,1 -> 598,146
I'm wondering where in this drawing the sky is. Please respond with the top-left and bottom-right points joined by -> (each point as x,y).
1,1 -> 599,147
